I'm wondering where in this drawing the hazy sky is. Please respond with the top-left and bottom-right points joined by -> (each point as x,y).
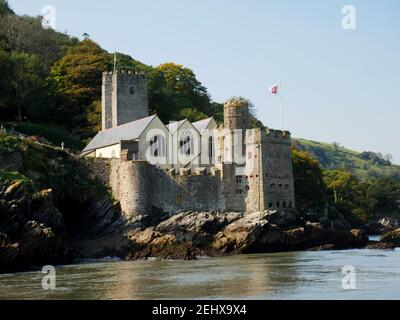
8,0 -> 400,163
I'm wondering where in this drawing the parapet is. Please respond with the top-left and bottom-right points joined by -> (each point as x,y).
266,128 -> 291,140
102,70 -> 146,78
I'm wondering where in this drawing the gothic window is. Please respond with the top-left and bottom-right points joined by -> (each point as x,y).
179,131 -> 193,155
150,135 -> 165,157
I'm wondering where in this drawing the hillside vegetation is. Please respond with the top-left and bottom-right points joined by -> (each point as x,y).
294,138 -> 400,181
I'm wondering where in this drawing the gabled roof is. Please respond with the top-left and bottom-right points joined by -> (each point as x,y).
192,117 -> 215,134
166,119 -> 187,134
82,114 -> 157,152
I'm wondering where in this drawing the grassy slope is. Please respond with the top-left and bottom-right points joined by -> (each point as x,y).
0,122 -> 85,151
294,138 -> 400,180
0,133 -> 106,202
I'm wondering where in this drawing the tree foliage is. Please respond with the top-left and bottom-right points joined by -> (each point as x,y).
292,149 -> 326,212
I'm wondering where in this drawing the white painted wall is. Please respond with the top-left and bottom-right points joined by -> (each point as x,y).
95,143 -> 121,158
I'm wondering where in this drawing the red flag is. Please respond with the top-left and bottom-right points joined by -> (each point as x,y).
269,85 -> 279,95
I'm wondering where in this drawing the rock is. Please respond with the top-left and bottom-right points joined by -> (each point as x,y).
365,242 -> 396,250
380,228 -> 400,246
308,244 -> 336,251
264,209 -> 297,228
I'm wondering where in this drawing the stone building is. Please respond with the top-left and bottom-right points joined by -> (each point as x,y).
83,70 -> 296,219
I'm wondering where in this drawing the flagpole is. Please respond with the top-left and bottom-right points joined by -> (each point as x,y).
113,48 -> 117,72
280,96 -> 283,131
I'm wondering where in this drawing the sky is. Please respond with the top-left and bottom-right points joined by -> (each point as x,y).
8,0 -> 400,163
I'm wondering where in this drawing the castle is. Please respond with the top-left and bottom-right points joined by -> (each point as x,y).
82,70 -> 296,219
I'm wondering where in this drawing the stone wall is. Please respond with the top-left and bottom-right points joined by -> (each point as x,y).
86,128 -> 296,218
113,71 -> 148,127
262,129 -> 296,210
102,70 -> 149,130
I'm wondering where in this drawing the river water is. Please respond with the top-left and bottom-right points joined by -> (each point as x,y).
1,248 -> 400,300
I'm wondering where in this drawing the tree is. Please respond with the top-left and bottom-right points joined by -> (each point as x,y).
49,39 -> 111,129
178,108 -> 208,122
292,149 -> 326,212
0,0 -> 14,16
8,52 -> 47,120
0,15 -> 77,72
323,169 -> 359,205
149,63 -> 212,122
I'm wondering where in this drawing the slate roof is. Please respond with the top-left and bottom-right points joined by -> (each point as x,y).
192,117 -> 215,134
166,119 -> 187,134
82,114 -> 157,152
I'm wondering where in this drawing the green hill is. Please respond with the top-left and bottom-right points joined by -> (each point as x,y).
294,138 -> 400,180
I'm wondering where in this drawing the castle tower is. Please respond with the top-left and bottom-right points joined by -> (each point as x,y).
102,70 -> 149,130
224,97 -> 250,130
223,98 -> 249,163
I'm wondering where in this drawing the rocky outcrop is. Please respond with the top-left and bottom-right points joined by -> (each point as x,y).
0,180 -> 69,272
72,210 -> 370,261
380,228 -> 400,247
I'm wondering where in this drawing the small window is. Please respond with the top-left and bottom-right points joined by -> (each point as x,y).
129,86 -> 135,95
289,202 -> 293,208
277,202 -> 280,208
208,136 -> 214,158
236,176 -> 243,184
283,202 -> 287,208
269,203 -> 273,208
236,189 -> 243,195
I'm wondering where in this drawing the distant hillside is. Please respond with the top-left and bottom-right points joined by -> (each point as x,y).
294,138 -> 400,180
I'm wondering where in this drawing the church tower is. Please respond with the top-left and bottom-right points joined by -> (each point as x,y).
102,70 -> 149,130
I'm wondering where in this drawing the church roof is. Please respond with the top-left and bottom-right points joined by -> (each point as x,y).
82,114 -> 157,152
166,119 -> 187,134
192,117 -> 215,134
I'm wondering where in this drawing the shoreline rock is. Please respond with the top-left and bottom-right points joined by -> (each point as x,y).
70,211 -> 370,262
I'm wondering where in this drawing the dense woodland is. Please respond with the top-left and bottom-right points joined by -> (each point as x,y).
0,0 -> 399,223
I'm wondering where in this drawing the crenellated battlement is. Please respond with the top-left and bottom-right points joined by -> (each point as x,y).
266,128 -> 291,140
102,70 -> 146,77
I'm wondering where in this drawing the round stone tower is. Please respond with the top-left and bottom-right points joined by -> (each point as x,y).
224,97 -> 250,130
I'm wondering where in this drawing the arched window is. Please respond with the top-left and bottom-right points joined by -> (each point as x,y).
208,136 -> 214,158
150,135 -> 165,157
179,131 -> 193,155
